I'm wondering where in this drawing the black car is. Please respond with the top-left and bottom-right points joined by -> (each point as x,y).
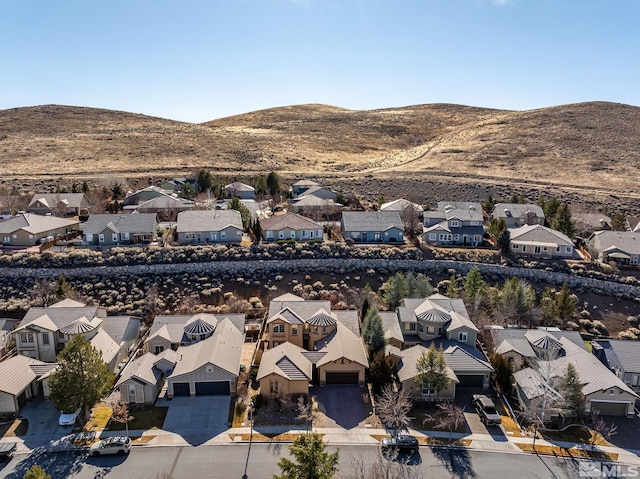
0,442 -> 17,461
472,394 -> 502,425
380,434 -> 419,455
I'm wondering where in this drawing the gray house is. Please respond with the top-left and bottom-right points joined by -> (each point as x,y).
423,202 -> 484,246
115,349 -> 179,406
82,213 -> 158,246
509,225 -> 574,258
225,182 -> 255,200
588,231 -> 640,265
260,213 -> 323,242
341,211 -> 404,243
592,340 -> 640,392
492,203 -> 545,228
28,193 -> 90,217
176,210 -> 243,245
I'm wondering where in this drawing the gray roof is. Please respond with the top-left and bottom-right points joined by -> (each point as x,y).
123,195 -> 193,211
437,201 -> 482,212
589,231 -> 640,256
509,224 -> 573,246
268,296 -> 333,321
290,196 -> 339,208
292,179 -> 321,187
90,329 -> 121,366
260,213 -> 322,231
341,210 -> 403,232
594,339 -> 640,374
490,327 -> 586,357
0,354 -> 47,396
492,203 -> 544,220
115,351 -> 176,387
225,182 -> 255,192
397,344 -> 459,384
380,311 -> 403,344
442,345 -> 493,373
82,213 -> 157,235
18,305 -> 101,330
28,193 -> 87,209
99,316 -> 141,346
0,213 -> 79,235
380,199 -> 423,213
170,317 -> 244,378
176,209 -> 242,233
257,342 -> 312,381
148,313 -> 245,345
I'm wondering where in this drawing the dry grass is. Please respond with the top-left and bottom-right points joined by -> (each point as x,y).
0,419 -> 27,437
229,432 -> 319,442
500,416 -> 524,437
84,405 -> 113,432
515,442 -> 618,461
542,426 -> 611,446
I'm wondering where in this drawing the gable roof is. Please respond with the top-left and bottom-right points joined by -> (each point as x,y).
176,209 -> 242,233
82,213 -> 157,235
341,211 -> 403,232
147,313 -> 245,345
397,344 -> 459,384
115,351 -> 176,388
260,212 -> 322,231
170,317 -> 244,378
257,342 -> 313,381
442,345 -> 492,373
493,203 -> 544,220
593,339 -> 640,374
509,224 -> 573,246
90,328 -> 121,366
0,213 -> 79,235
316,322 -> 368,368
123,195 -> 194,211
589,231 -> 640,256
380,198 -> 424,213
225,182 -> 255,192
18,306 -> 101,331
0,354 -> 48,396
28,193 -> 87,210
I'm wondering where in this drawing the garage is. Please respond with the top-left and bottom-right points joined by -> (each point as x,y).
172,382 -> 191,397
591,401 -> 629,417
456,375 -> 484,387
195,381 -> 230,396
325,372 -> 359,385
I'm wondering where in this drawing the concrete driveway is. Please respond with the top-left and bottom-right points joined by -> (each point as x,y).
18,399 -> 76,437
161,396 -> 231,439
312,385 -> 370,430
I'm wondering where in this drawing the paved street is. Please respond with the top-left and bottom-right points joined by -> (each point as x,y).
0,443 -> 598,479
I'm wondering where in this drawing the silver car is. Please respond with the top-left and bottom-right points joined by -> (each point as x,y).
89,436 -> 132,456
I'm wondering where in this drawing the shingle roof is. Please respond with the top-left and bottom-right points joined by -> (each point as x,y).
28,193 -> 87,209
380,199 -> 424,213
589,231 -> 640,256
176,210 -> 242,233
82,213 -> 157,235
601,340 -> 640,374
260,213 -> 322,231
257,342 -> 312,381
123,195 -> 194,211
381,311 -> 403,344
509,224 -> 573,246
170,317 -> 244,378
0,213 -> 79,235
0,355 -> 47,396
341,211 -> 403,232
225,182 -> 255,192
493,203 -> 544,220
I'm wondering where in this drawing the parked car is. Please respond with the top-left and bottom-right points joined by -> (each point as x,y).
59,408 -> 81,426
89,436 -> 132,457
472,394 -> 502,425
380,434 -> 419,456
0,442 -> 17,461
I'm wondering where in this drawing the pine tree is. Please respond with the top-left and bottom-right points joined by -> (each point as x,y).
558,363 -> 586,422
274,433 -> 338,479
552,203 -> 575,238
362,308 -> 385,356
553,282 -> 577,321
369,351 -> 396,395
464,267 -> 486,301
416,344 -> 449,401
23,466 -> 51,479
446,273 -> 460,298
382,273 -> 409,309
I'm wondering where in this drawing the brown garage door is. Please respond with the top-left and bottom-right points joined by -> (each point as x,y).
325,372 -> 359,384
591,401 -> 629,416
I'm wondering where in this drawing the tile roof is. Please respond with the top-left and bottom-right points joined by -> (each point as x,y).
257,342 -> 312,381
316,322 -> 368,368
341,211 -> 404,232
0,213 -> 79,235
397,345 -> 459,384
82,213 -> 157,235
176,210 -> 242,233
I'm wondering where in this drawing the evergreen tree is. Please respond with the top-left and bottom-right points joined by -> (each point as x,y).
610,211 -> 628,231
554,282 -> 577,321
362,308 -> 385,356
23,466 -> 51,479
552,203 -> 575,238
446,273 -> 460,298
500,277 -> 536,325
228,197 -> 251,229
382,273 -> 409,309
251,218 -> 263,242
496,228 -> 511,255
416,344 -> 449,401
464,267 -> 486,301
196,169 -> 214,194
488,218 -> 508,243
369,351 -> 396,395
558,363 -> 586,422
490,353 -> 512,395
266,172 -> 282,197
481,195 -> 496,215
48,336 -> 114,416
406,272 -> 434,298
274,433 -> 338,479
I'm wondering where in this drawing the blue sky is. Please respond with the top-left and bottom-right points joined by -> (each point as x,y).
1,0 -> 638,123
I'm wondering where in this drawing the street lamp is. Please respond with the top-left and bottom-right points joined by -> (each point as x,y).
242,401 -> 255,479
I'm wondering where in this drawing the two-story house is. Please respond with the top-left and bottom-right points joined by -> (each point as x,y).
423,202 -> 484,246
491,203 -> 545,228
592,339 -> 640,393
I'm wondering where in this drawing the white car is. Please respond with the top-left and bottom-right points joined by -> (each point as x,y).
58,408 -> 81,426
89,436 -> 132,456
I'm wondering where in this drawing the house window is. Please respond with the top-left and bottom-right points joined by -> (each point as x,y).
279,231 -> 285,239
543,247 -> 548,251
20,333 -> 34,344
458,332 -> 468,342
512,244 -> 519,250
292,327 -> 298,336
206,365 -> 214,374
42,333 -> 50,345
522,246 -> 526,252
266,231 -> 273,239
314,326 -> 319,333
302,230 -> 308,238
418,324 -> 424,333
453,234 -> 459,241
185,233 -> 196,240
470,221 -> 480,226
237,231 -> 242,238
450,220 -> 460,227
565,246 -> 572,253
155,346 -> 164,354
429,233 -> 437,241
556,246 -> 561,252
221,231 -> 226,239
290,230 -> 296,238
322,326 -> 327,333
123,232 -> 130,241
421,386 -> 435,397
632,375 -> 639,387
534,246 -> 541,254
438,233 -> 452,242
474,235 -> 481,242
407,323 -> 416,331
98,234 -> 105,243
374,232 -> 382,241
273,324 -> 285,334
609,389 -> 615,396
112,233 -> 118,242
128,385 -> 136,399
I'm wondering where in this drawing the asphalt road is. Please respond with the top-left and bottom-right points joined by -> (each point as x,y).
0,443 -> 609,479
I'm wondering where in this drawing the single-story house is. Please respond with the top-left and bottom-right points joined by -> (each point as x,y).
260,213 -> 323,242
28,193 -> 90,217
291,180 -> 321,197
0,213 -> 80,247
315,322 -> 369,386
572,212 -> 611,237
295,185 -> 337,201
225,182 -> 255,200
123,195 -> 194,221
588,231 -> 640,265
123,186 -> 174,207
341,211 -> 404,243
167,317 -> 244,398
176,210 -> 243,245
509,224 -> 575,258
257,342 -> 313,399
82,213 -> 158,246
115,349 -> 179,406
380,199 -> 424,215
0,355 -> 52,416
491,203 -> 545,228
288,195 -> 342,217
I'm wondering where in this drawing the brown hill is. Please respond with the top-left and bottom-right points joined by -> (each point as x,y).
1,102 -> 639,204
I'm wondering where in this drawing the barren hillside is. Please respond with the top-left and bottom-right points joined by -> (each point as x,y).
1,102 -> 639,205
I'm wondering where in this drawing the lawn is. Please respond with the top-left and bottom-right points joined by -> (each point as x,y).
84,405 -> 112,432
543,426 -> 610,446
107,407 -> 169,431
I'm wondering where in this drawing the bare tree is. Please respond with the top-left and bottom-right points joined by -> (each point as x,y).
108,391 -> 134,436
348,451 -> 424,479
296,395 -> 317,433
400,205 -> 421,239
375,385 -> 413,436
432,401 -> 465,443
30,278 -> 57,307
591,409 -> 618,443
